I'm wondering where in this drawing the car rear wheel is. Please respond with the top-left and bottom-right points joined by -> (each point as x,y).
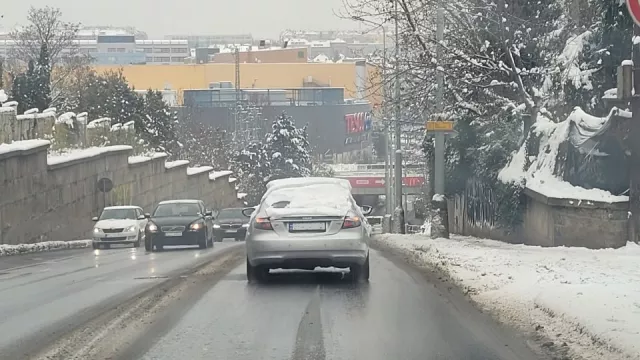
145,237 -> 152,251
134,233 -> 141,248
153,244 -> 163,252
351,255 -> 370,282
247,259 -> 268,283
92,242 -> 99,250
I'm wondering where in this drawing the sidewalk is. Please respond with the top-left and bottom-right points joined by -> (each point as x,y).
0,240 -> 92,257
374,234 -> 640,360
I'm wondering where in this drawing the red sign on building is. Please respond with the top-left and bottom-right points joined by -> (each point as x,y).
341,176 -> 425,188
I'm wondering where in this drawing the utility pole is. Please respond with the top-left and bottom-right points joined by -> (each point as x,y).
234,47 -> 241,146
382,26 -> 392,215
393,0 -> 405,232
630,23 -> 640,243
434,2 -> 445,196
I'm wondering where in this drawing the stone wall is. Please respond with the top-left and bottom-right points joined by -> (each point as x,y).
0,107 -> 55,144
0,142 -> 242,245
447,188 -> 629,249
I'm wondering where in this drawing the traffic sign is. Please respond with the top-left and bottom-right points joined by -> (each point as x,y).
340,176 -> 424,188
426,121 -> 454,131
627,0 -> 640,27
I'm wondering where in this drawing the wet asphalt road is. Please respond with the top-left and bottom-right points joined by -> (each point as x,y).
0,241 -> 542,360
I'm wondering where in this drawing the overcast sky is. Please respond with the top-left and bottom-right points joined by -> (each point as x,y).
0,0 -> 359,39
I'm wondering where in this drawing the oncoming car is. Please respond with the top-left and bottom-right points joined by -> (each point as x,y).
92,206 -> 147,249
213,207 -> 250,242
243,181 -> 372,282
144,200 -> 214,252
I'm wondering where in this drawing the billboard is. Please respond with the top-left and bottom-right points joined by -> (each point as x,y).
344,111 -> 373,145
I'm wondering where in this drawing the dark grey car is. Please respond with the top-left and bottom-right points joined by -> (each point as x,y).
213,208 -> 250,242
144,200 -> 214,252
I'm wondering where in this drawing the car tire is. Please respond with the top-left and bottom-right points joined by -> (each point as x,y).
92,242 -> 99,250
214,236 -> 222,242
153,244 -> 163,252
247,259 -> 268,283
198,233 -> 207,249
134,233 -> 141,248
101,243 -> 111,250
145,237 -> 152,251
351,255 -> 370,282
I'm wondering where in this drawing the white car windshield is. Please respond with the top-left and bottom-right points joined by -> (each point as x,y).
99,208 -> 137,220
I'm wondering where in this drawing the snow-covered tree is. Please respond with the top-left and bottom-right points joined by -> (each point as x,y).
141,89 -> 179,153
176,122 -> 232,169
233,142 -> 271,206
264,112 -> 312,181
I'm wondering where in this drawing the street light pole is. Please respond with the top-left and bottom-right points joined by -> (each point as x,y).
393,0 -> 405,232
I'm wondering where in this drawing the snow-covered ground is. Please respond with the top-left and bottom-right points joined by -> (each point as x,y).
0,240 -> 92,257
374,234 -> 640,360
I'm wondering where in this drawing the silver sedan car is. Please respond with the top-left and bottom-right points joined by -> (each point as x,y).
243,181 -> 373,282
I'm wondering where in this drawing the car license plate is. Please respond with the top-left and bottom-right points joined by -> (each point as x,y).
105,233 -> 121,238
165,232 -> 182,237
226,229 -> 237,233
289,222 -> 326,231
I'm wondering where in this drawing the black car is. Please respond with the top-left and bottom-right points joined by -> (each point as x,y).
144,199 -> 214,252
213,207 -> 250,242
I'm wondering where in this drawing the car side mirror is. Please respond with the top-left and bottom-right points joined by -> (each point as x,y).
360,205 -> 373,216
204,210 -> 213,217
144,213 -> 151,219
241,207 -> 255,217
137,215 -> 146,220
92,216 -> 99,222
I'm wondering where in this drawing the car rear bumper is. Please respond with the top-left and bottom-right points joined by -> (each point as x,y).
247,238 -> 368,267
146,231 -> 204,246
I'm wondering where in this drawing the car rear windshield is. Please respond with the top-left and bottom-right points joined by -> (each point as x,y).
217,209 -> 245,219
153,203 -> 200,217
99,208 -> 137,220
265,184 -> 352,210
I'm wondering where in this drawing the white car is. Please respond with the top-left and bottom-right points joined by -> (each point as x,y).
92,206 -> 148,249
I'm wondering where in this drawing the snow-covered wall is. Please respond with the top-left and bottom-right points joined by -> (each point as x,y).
0,142 -> 241,245
0,107 -> 55,144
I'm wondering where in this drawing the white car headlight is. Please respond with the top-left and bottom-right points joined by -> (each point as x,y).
242,223 -> 249,228
213,224 -> 221,229
125,225 -> 137,233
147,223 -> 158,232
93,227 -> 102,234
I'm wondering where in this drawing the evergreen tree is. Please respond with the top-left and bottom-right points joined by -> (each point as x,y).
264,112 -> 312,181
233,142 -> 271,206
0,58 -> 4,89
142,89 -> 179,153
33,43 -> 52,111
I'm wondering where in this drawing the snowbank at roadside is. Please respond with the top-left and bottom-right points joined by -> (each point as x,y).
374,234 -> 640,360
0,240 -> 92,257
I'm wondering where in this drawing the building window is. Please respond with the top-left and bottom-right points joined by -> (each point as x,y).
143,48 -> 153,53
171,48 -> 187,53
171,56 -> 185,62
88,48 -> 97,53
155,57 -> 170,62
159,48 -> 170,53
107,48 -> 117,53
117,48 -> 126,53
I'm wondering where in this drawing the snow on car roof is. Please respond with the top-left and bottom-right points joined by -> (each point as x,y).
103,205 -> 141,210
158,199 -> 201,204
265,183 -> 353,211
266,177 -> 351,190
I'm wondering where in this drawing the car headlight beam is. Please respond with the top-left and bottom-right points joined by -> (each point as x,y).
213,224 -> 221,229
125,225 -> 137,233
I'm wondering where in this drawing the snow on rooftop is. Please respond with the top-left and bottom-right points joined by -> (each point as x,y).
165,160 -> 190,169
187,166 -> 214,175
229,177 -> 237,183
0,89 -> 9,103
56,112 -> 76,127
47,145 -> 132,166
87,118 -> 111,129
209,170 -> 233,180
499,109 -> 628,203
0,140 -> 50,155
377,234 -> 640,360
128,152 -> 168,164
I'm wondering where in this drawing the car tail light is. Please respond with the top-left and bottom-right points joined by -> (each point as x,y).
254,217 -> 273,230
342,216 -> 361,229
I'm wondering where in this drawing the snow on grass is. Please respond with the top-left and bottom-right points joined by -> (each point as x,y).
165,160 -> 189,169
0,139 -> 50,155
499,109 -> 628,203
48,145 -> 132,166
375,234 -> 640,360
128,152 -> 168,164
0,240 -> 92,257
209,170 -> 233,180
186,166 -> 213,176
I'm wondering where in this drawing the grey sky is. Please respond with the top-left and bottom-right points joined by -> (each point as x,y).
0,0 -> 359,39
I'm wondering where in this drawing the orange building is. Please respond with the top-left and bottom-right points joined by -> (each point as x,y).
211,48 -> 308,64
93,63 -> 382,105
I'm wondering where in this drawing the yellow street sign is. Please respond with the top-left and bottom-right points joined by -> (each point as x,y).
426,121 -> 454,131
